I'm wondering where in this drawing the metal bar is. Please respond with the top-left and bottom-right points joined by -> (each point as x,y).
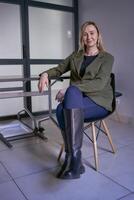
0,0 -> 22,4
0,91 -> 48,99
29,59 -> 63,65
0,76 -> 69,82
48,80 -> 52,118
73,0 -> 79,50
0,133 -> 13,148
83,131 -> 93,143
0,87 -> 23,92
28,1 -> 74,12
0,59 -> 24,65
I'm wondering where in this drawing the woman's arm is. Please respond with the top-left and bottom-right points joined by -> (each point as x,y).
40,52 -> 75,78
38,52 -> 74,92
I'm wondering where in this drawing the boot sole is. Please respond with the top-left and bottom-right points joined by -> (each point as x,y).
80,165 -> 85,174
57,165 -> 85,179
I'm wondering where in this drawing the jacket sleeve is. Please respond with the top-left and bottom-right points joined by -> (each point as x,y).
40,52 -> 75,78
72,54 -> 114,93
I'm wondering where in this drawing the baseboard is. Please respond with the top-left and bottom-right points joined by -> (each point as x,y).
109,111 -> 134,126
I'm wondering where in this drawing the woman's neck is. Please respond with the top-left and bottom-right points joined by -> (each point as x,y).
84,47 -> 99,56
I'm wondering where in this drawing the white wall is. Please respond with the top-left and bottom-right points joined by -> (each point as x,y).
79,0 -> 134,122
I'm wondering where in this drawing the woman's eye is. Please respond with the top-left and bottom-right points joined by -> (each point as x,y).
83,33 -> 87,36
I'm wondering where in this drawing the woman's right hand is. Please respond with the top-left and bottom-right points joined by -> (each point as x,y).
55,88 -> 67,102
38,73 -> 49,93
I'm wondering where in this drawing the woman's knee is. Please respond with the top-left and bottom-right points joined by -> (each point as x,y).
64,86 -> 83,109
65,86 -> 82,97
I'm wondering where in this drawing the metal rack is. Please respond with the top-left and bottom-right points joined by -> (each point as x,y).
0,76 -> 69,148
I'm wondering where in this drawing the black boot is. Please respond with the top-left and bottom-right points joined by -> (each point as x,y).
56,130 -> 69,178
57,108 -> 85,179
56,130 -> 85,178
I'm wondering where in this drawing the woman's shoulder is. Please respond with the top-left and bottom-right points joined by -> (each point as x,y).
103,51 -> 114,59
73,49 -> 84,57
67,49 -> 83,59
99,51 -> 114,62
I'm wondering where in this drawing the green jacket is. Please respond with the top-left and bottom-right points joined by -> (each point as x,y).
42,50 -> 114,111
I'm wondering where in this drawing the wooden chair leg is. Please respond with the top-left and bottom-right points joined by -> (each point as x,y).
102,120 -> 116,153
57,144 -> 64,162
91,122 -> 99,171
114,110 -> 122,122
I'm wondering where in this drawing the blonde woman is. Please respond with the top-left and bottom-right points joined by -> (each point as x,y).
38,21 -> 114,179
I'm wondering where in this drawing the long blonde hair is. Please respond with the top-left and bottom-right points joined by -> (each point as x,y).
79,21 -> 105,52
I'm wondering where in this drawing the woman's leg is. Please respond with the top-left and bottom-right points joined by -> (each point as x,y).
56,86 -> 109,179
83,96 -> 109,121
56,86 -> 84,179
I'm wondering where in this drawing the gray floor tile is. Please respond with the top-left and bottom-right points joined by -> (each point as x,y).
0,162 -> 12,184
40,119 -> 63,143
0,141 -> 9,152
15,166 -> 129,200
105,119 -> 134,147
0,181 -> 26,200
97,144 -> 134,191
119,193 -> 134,200
11,137 -> 45,148
0,140 -> 60,178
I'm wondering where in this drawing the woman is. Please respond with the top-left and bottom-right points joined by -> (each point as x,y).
38,21 -> 114,179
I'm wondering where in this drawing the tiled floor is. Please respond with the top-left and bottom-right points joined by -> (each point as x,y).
0,117 -> 134,200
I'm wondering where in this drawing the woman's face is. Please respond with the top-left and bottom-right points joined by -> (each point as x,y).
82,24 -> 98,48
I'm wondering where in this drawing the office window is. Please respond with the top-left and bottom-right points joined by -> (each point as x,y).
0,65 -> 23,76
0,65 -> 23,88
0,98 -> 24,117
29,7 -> 74,59
0,64 -> 23,116
0,3 -> 22,59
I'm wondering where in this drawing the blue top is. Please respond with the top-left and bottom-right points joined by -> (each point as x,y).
79,55 -> 98,77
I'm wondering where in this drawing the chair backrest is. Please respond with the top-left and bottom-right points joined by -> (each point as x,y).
110,73 -> 116,113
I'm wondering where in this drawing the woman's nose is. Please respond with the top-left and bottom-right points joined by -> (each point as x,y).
87,34 -> 91,39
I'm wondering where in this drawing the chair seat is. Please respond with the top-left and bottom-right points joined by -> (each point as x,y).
84,111 -> 111,123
